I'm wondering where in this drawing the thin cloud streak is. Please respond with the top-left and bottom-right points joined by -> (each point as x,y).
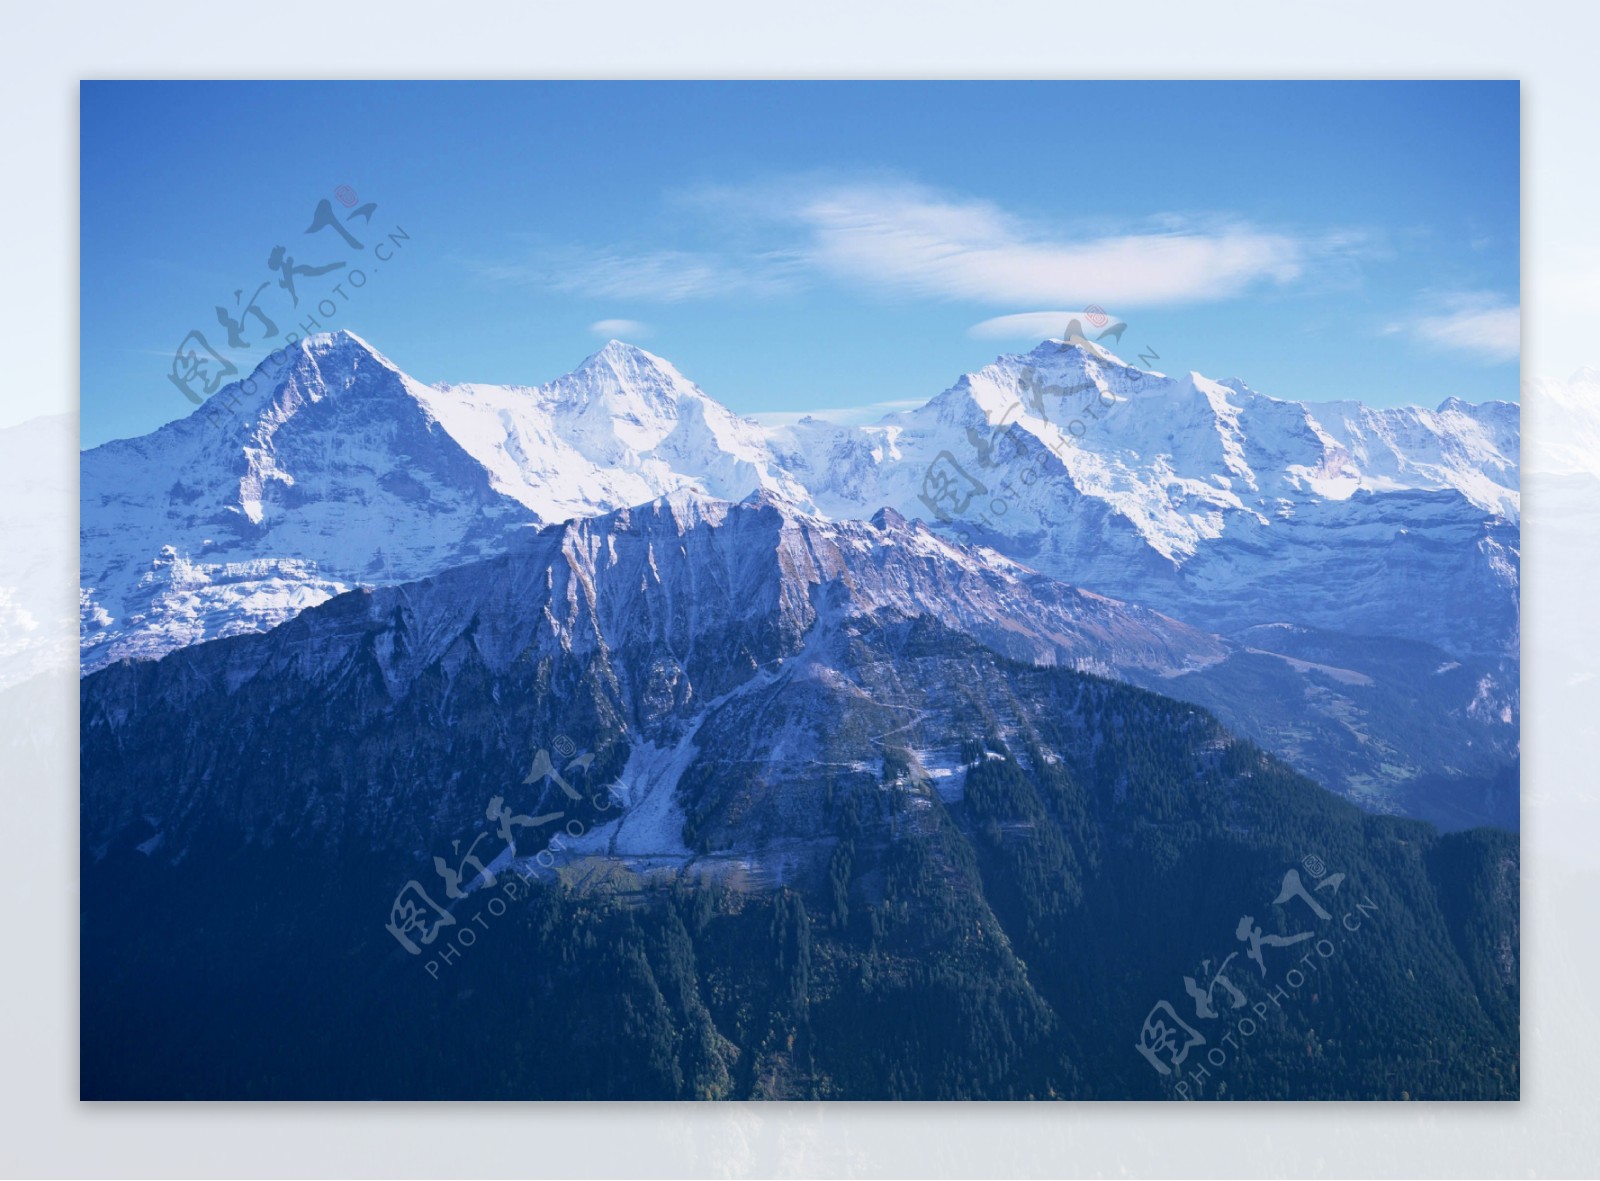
475,247 -> 804,302
589,318 -> 652,338
968,311 -> 1119,340
482,178 -> 1344,311
792,184 -> 1306,308
1387,294 -> 1520,363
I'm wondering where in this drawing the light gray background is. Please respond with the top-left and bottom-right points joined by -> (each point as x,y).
4,2 -> 1593,1176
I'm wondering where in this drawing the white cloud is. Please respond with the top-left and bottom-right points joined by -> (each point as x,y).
589,318 -> 652,339
476,246 -> 802,302
1386,294 -> 1520,363
491,177 -> 1345,312
968,310 -> 1123,340
789,183 -> 1306,308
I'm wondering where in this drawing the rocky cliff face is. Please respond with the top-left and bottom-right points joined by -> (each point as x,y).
79,506 -> 1520,1100
80,492 -> 1230,858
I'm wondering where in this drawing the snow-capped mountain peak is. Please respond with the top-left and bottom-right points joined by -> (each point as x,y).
80,333 -> 1520,673
408,339 -> 809,526
578,337 -> 691,384
555,339 -> 701,438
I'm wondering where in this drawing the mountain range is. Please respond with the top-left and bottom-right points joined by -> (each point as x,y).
79,331 -> 1520,827
80,489 -> 1519,1100
82,331 -> 1519,666
78,330 -> 1525,1100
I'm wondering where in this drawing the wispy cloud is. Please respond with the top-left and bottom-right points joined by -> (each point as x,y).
475,244 -> 802,302
482,176 -> 1350,313
1386,293 -> 1520,363
787,183 -> 1306,308
967,311 -> 1123,340
589,318 -> 652,339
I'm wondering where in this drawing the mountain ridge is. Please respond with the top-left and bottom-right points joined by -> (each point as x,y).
79,496 -> 1520,1100
81,329 -> 1520,672
75,332 -> 1521,826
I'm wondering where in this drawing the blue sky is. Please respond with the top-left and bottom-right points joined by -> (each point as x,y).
80,81 -> 1519,448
